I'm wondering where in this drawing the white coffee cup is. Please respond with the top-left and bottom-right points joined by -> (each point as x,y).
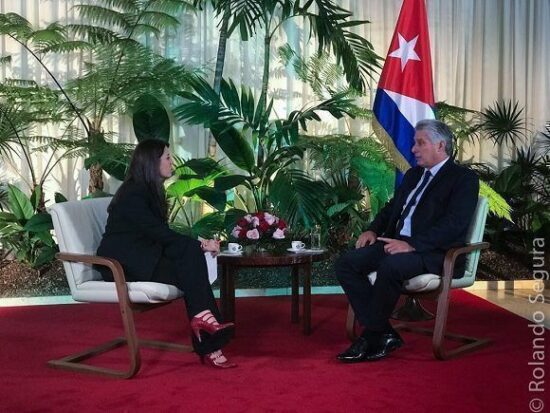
227,243 -> 243,253
291,241 -> 306,251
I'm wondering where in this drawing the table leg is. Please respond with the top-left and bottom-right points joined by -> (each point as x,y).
227,268 -> 236,323
291,266 -> 299,323
303,263 -> 312,335
220,264 -> 230,321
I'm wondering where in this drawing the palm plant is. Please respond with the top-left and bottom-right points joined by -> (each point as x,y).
536,122 -> 550,156
0,182 -> 7,211
174,75 -> 358,227
0,1 -> 198,193
0,81 -> 82,209
192,0 -> 380,159
303,134 -> 394,249
174,1 -> 382,229
481,100 -> 526,148
435,101 -> 482,161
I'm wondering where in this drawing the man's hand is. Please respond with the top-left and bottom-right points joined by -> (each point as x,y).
201,239 -> 221,256
356,230 -> 378,248
377,237 -> 415,255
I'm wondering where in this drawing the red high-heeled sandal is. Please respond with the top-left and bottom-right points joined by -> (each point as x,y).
201,350 -> 237,369
190,311 -> 234,342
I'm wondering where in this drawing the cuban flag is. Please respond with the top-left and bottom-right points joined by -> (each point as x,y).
372,0 -> 435,185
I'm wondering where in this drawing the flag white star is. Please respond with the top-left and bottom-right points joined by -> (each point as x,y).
388,33 -> 421,71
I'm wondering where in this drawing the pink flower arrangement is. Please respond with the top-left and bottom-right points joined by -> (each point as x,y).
231,212 -> 287,242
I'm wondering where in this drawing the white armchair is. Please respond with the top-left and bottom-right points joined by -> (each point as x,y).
48,197 -> 217,378
346,197 -> 491,360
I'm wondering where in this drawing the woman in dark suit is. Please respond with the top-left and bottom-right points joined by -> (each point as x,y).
97,139 -> 236,369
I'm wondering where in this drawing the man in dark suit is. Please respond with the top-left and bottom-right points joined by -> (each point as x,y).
336,119 -> 479,362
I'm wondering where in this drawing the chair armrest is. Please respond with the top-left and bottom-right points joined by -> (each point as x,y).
441,242 -> 490,282
55,252 -> 131,306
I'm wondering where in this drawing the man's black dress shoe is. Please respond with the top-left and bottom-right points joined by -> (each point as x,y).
364,330 -> 404,361
336,330 -> 404,363
336,337 -> 370,363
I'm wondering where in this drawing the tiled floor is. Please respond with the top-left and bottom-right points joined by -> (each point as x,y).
468,283 -> 549,328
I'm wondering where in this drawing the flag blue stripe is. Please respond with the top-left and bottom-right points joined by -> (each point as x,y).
373,88 -> 417,168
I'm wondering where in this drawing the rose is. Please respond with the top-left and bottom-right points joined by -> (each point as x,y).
231,211 -> 288,242
264,212 -> 276,226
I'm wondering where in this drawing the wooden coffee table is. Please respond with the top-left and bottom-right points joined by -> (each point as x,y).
217,250 -> 331,335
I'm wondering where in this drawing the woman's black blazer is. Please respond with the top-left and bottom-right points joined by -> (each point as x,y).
96,181 -> 200,281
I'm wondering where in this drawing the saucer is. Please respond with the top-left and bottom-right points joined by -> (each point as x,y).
287,248 -> 308,253
287,248 -> 325,254
220,250 -> 243,256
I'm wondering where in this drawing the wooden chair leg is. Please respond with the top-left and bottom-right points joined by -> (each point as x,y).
431,287 -> 490,360
393,291 -> 491,360
48,300 -> 192,379
345,298 -> 490,360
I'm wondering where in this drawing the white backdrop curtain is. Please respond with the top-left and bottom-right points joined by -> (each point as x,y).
1,0 -> 549,200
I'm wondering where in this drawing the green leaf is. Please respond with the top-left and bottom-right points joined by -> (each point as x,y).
214,175 -> 248,191
210,124 -> 256,172
183,187 -> 227,211
166,176 -> 206,198
482,100 -> 526,146
101,158 -> 128,181
32,230 -> 55,246
184,158 -> 225,178
479,181 -> 512,221
493,164 -> 521,196
132,94 -> 170,142
54,192 -> 68,203
0,212 -> 16,223
327,202 -> 352,217
7,184 -> 33,221
29,185 -> 41,211
270,169 -> 328,227
23,212 -> 53,233
190,212 -> 225,238
350,155 -> 393,215
32,246 -> 57,268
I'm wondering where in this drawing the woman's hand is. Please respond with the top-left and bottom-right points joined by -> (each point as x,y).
201,239 -> 220,256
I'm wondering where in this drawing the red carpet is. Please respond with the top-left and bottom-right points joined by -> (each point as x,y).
0,291 -> 542,412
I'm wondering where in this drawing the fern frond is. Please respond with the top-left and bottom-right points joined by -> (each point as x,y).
480,180 -> 512,221
67,24 -> 122,44
0,13 -> 33,41
73,5 -> 132,32
134,10 -> 180,31
28,22 -> 66,50
90,0 -> 141,13
40,40 -> 92,54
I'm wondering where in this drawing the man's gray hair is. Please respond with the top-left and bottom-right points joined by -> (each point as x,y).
415,119 -> 453,156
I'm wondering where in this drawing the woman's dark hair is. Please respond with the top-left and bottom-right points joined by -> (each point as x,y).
110,139 -> 169,219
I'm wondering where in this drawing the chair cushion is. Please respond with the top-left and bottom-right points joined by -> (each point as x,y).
74,281 -> 183,303
364,198 -> 488,294
49,198 -> 218,301
367,270 -> 475,292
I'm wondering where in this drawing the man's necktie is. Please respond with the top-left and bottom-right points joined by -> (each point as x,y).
395,170 -> 432,235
